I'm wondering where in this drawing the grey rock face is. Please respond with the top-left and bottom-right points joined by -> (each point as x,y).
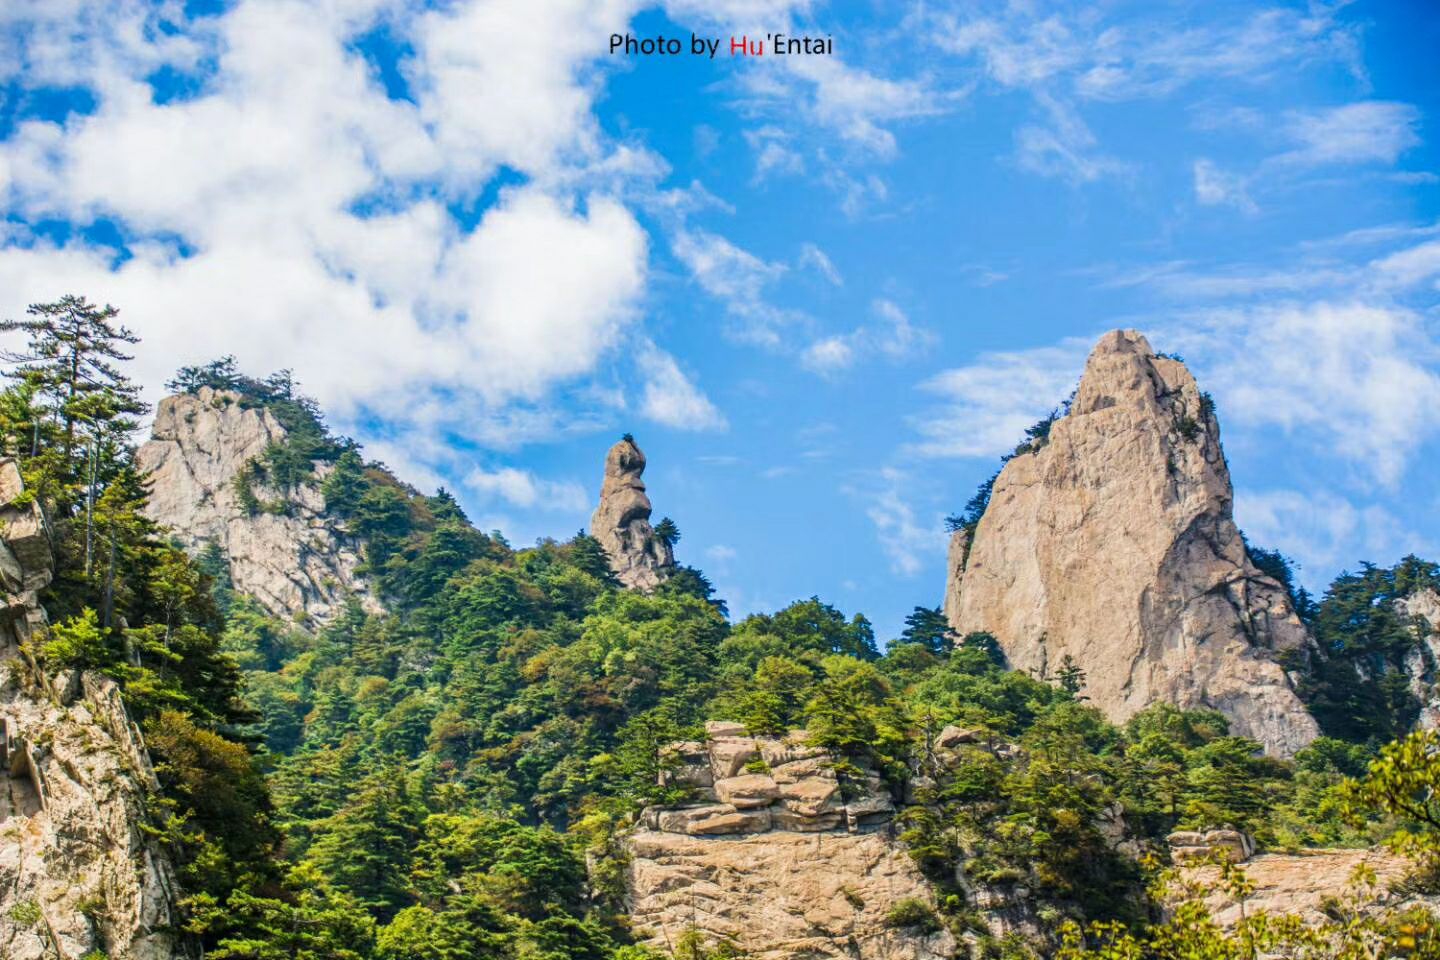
944,330 -> 1319,756
136,388 -> 379,625
0,458 -> 193,959
1399,589 -> 1440,729
588,437 -> 673,591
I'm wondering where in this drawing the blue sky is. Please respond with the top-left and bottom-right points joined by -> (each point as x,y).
1,0 -> 1439,639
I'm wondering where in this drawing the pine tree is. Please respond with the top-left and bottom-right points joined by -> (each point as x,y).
0,294 -> 145,471
900,606 -> 957,655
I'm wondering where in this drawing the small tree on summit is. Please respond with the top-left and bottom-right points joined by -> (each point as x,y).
653,516 -> 680,548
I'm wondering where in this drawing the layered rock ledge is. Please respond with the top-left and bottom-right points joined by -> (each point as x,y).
639,722 -> 895,837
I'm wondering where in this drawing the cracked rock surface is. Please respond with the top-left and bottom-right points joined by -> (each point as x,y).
0,458 -> 193,959
137,387 -> 378,625
944,330 -> 1318,755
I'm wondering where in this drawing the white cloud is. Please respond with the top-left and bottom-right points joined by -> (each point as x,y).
1193,158 -> 1255,213
0,0 -> 671,455
863,467 -> 945,577
636,341 -> 727,431
1279,101 -> 1420,168
801,336 -> 855,374
925,3 -> 1367,185
1013,93 -> 1128,183
412,0 -> 643,186
464,466 -> 589,512
1168,301 -> 1440,487
744,126 -> 805,182
799,242 -> 842,285
801,298 -> 933,375
871,298 -> 932,359
1370,240 -> 1440,290
932,3 -> 1363,103
706,544 -> 737,561
1235,488 -> 1432,590
671,228 -> 797,346
911,338 -> 1087,458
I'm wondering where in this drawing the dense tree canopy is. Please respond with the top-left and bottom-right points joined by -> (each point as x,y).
4,304 -> 1439,957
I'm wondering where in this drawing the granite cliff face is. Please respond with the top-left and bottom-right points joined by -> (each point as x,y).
590,436 -> 674,591
0,459 -> 192,959
944,330 -> 1319,756
136,387 -> 376,625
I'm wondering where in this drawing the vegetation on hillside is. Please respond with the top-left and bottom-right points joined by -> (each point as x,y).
2,296 -> 1439,957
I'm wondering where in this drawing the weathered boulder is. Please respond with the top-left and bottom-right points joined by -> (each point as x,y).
944,330 -> 1319,756
136,388 -> 379,625
648,726 -> 897,842
771,755 -> 836,784
1166,827 -> 1254,863
760,729 -> 826,766
656,803 -> 772,836
588,436 -> 674,591
778,777 -> 840,817
935,725 -> 979,750
705,720 -> 747,738
715,774 -> 780,809
709,737 -> 761,779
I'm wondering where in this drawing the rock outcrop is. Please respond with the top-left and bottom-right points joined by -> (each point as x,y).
628,723 -> 955,959
628,830 -> 955,960
1399,589 -> 1440,729
944,330 -> 1319,755
0,459 -> 193,959
1178,848 -> 1428,928
1167,828 -> 1256,864
641,723 -> 895,837
589,436 -> 673,591
137,387 -> 377,625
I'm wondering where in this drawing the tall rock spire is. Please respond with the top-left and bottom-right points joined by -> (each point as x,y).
944,329 -> 1319,756
589,435 -> 674,591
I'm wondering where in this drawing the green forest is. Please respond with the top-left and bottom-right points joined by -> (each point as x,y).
4,296 -> 1440,958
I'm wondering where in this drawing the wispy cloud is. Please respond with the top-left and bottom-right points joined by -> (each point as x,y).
1235,488 -> 1434,590
858,467 -> 947,577
671,228 -> 799,347
635,340 -> 727,431
911,338 -> 1087,458
464,466 -> 590,512
1277,101 -> 1420,167
1193,158 -> 1256,213
801,298 -> 934,375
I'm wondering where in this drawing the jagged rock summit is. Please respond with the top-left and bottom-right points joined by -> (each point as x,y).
589,435 -> 674,591
137,387 -> 376,625
944,330 -> 1319,756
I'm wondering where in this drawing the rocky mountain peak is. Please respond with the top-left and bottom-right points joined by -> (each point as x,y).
137,387 -> 377,625
589,435 -> 674,591
944,329 -> 1319,756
